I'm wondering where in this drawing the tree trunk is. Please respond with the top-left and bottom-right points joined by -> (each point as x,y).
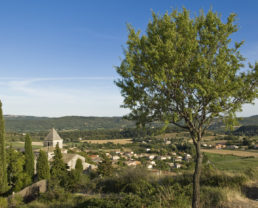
192,140 -> 202,208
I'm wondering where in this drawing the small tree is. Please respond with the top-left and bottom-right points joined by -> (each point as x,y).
36,150 -> 50,180
24,134 -> 34,179
115,8 -> 257,208
0,101 -> 8,194
97,154 -> 113,177
75,158 -> 83,173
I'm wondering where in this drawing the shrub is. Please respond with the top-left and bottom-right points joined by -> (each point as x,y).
200,186 -> 226,208
201,170 -> 247,189
0,197 -> 8,208
157,185 -> 191,208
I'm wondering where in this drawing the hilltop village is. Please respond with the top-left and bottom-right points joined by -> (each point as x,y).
30,127 -> 257,176
35,128 -> 193,174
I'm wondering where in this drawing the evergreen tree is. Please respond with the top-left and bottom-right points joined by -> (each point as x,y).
0,101 -> 8,194
36,150 -> 50,180
75,159 -> 83,173
50,144 -> 68,187
97,154 -> 113,177
24,134 -> 34,179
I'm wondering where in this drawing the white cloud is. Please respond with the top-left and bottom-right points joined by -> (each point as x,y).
0,77 -> 129,117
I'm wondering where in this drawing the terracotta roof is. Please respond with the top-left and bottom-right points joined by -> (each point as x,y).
45,128 -> 62,141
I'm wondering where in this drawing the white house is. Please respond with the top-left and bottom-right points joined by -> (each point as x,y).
62,153 -> 93,171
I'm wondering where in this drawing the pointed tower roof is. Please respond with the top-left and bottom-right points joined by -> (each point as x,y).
45,128 -> 62,141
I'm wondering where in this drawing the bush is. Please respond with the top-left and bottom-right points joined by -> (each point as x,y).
201,169 -> 247,189
8,195 -> 25,208
0,197 -> 8,208
76,193 -> 145,208
157,185 -> 191,208
97,167 -> 156,196
200,186 -> 226,208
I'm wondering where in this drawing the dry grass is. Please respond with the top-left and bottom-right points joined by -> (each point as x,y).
224,188 -> 258,208
202,149 -> 258,158
80,139 -> 132,144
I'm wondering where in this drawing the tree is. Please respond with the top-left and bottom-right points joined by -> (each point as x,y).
24,134 -> 34,179
75,158 -> 83,173
115,8 -> 258,208
0,101 -> 8,194
66,159 -> 83,192
97,154 -> 113,177
50,144 -> 68,187
36,150 -> 50,180
7,146 -> 31,192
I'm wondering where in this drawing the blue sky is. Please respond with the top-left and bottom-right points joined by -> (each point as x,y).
0,0 -> 257,117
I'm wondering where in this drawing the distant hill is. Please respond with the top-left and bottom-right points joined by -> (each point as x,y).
3,114 -> 258,133
238,115 -> 258,126
4,115 -> 135,132
233,125 -> 258,136
208,115 -> 258,132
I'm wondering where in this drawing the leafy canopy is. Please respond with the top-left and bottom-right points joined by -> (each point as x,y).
116,8 -> 258,139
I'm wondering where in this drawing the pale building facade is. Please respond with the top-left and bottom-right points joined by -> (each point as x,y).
43,128 -> 63,149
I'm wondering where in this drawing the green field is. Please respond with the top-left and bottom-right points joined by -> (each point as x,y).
206,153 -> 258,172
6,142 -> 42,150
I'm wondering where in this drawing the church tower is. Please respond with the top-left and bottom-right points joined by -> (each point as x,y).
43,128 -> 63,149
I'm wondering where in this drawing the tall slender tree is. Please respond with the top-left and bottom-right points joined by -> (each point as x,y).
36,150 -> 50,180
24,134 -> 34,179
0,101 -> 8,194
50,144 -> 68,187
75,158 -> 83,173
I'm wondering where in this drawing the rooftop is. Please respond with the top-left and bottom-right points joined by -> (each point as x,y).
45,128 -> 63,141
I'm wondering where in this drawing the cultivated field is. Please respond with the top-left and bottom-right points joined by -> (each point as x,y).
206,152 -> 258,172
202,149 -> 258,158
8,141 -> 43,150
80,139 -> 132,144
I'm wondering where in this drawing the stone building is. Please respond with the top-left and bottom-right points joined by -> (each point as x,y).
43,128 -> 63,149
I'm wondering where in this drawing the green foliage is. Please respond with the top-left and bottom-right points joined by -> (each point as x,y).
8,195 -> 25,208
7,146 -> 31,192
201,168 -> 247,189
157,185 -> 191,208
50,144 -> 68,188
24,134 -> 34,179
36,150 -> 50,180
97,154 -> 113,177
77,193 -> 146,208
200,186 -> 226,208
75,159 -> 83,173
0,197 -> 8,208
38,185 -> 72,206
156,160 -> 170,171
0,101 -> 8,194
4,116 -> 135,132
234,125 -> 258,136
13,172 -> 32,192
116,8 -> 257,207
116,8 -> 257,131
